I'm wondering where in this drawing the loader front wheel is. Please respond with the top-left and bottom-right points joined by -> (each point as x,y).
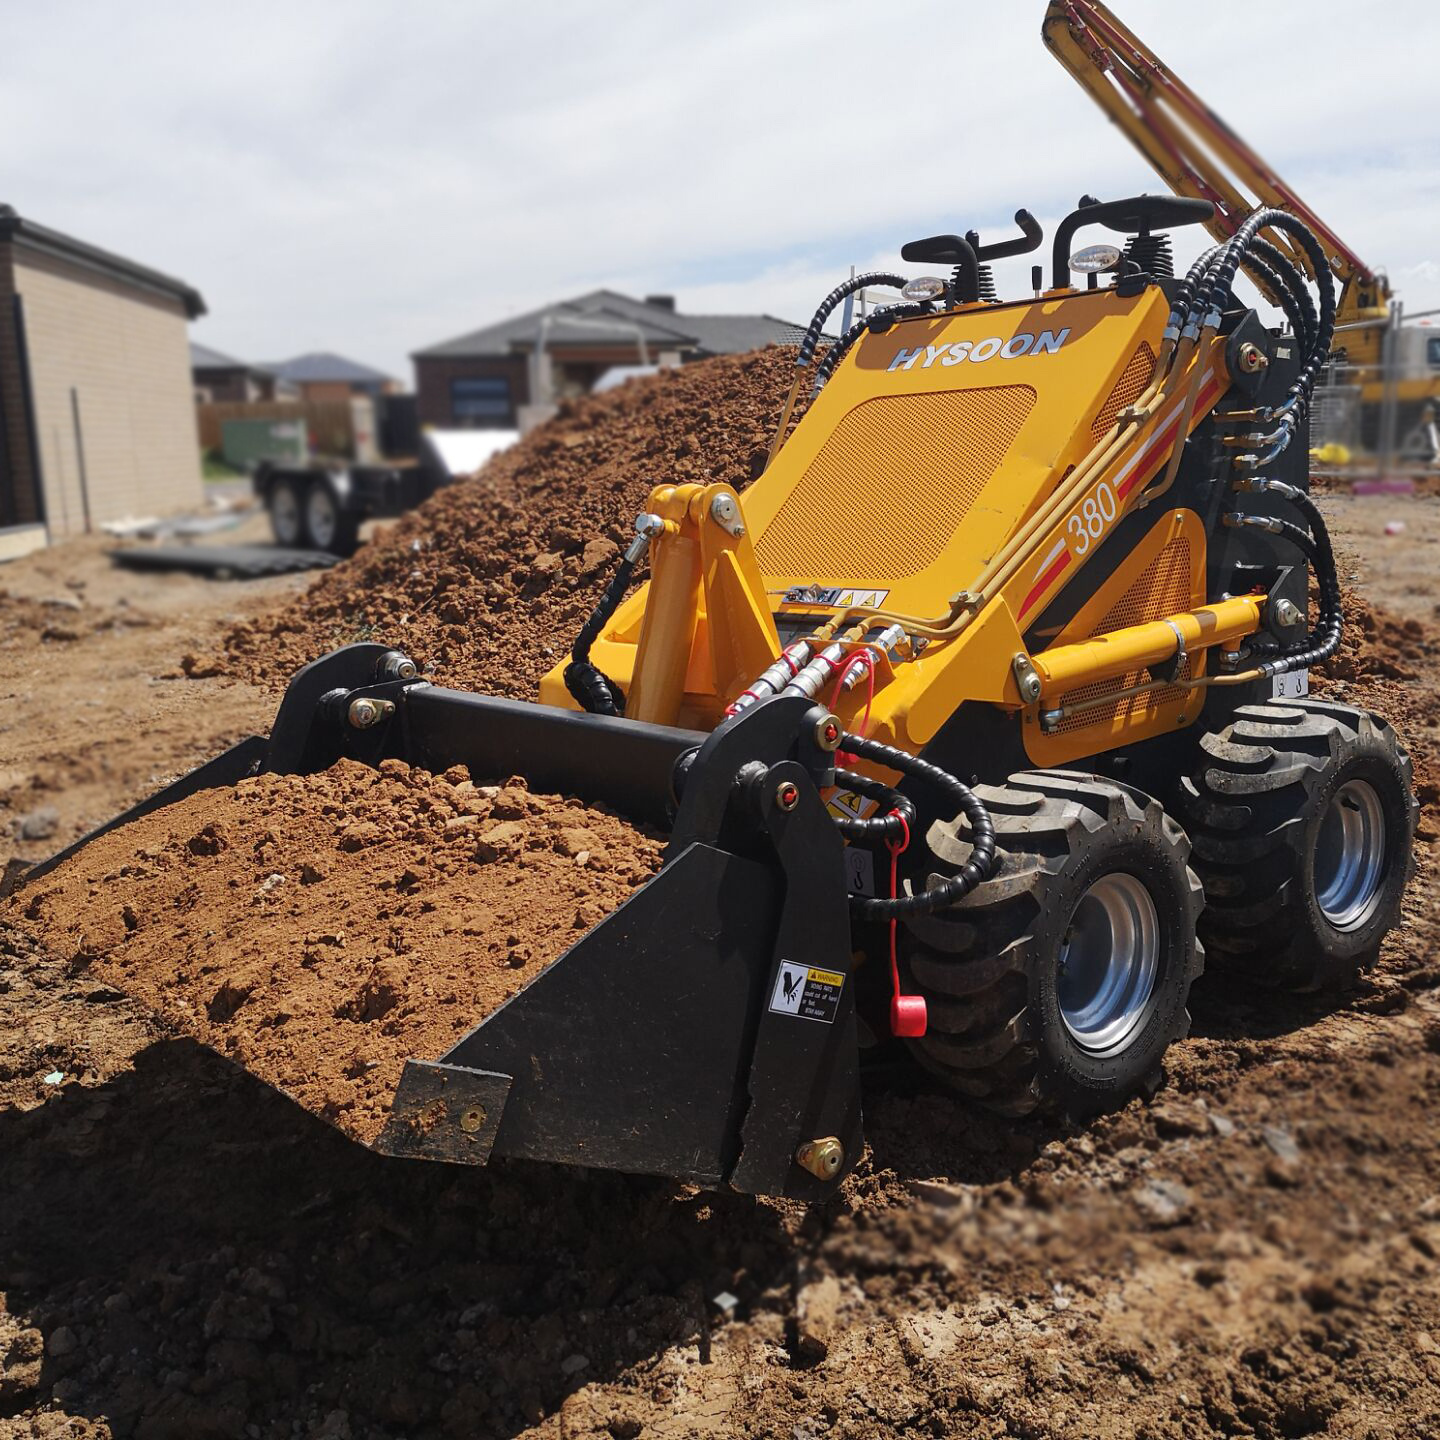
1175,700 -> 1417,992
901,772 -> 1204,1120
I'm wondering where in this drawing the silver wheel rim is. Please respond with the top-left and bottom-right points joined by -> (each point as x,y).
271,486 -> 301,546
306,486 -> 337,550
1058,872 -> 1160,1056
1315,778 -> 1386,931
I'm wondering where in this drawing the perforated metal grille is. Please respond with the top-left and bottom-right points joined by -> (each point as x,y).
1090,342 -> 1156,442
754,385 -> 1036,580
1053,537 -> 1195,733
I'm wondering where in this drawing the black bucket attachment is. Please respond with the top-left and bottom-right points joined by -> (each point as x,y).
23,645 -> 864,1201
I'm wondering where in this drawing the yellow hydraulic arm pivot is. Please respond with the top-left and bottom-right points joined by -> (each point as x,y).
1041,1 -> 1391,360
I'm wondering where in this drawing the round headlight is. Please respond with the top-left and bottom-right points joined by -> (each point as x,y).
1070,243 -> 1122,274
901,276 -> 948,302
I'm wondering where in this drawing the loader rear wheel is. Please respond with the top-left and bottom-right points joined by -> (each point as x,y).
901,771 -> 1204,1119
1175,700 -> 1417,992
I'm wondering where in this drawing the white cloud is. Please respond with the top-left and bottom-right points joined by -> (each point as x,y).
3,0 -> 1437,378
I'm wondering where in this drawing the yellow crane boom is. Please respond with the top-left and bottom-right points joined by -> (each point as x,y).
1041,0 -> 1392,365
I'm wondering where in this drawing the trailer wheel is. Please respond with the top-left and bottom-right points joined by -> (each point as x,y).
304,476 -> 361,557
267,477 -> 305,549
901,772 -> 1203,1119
1175,700 -> 1417,992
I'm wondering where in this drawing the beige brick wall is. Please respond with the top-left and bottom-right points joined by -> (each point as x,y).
14,251 -> 201,536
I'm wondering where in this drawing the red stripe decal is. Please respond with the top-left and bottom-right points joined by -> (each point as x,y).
1017,549 -> 1071,622
1015,375 -> 1220,624
1117,377 -> 1221,499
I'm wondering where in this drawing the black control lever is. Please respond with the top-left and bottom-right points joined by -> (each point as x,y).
974,209 -> 1044,262
1051,193 -> 1214,288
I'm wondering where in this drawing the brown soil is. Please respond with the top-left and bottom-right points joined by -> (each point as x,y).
12,760 -> 662,1143
0,522 -> 300,870
217,347 -> 808,698
6,344 -> 1440,1436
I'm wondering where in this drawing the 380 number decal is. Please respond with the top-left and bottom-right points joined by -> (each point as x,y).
1066,481 -> 1118,555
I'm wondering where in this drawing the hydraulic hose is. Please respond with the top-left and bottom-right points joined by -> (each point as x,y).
833,734 -> 997,919
811,301 -> 938,393
1227,477 -> 1344,674
798,272 -> 909,368
563,553 -> 636,716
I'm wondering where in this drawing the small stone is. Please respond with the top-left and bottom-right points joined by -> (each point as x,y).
1209,1112 -> 1238,1139
1261,1125 -> 1301,1164
16,807 -> 59,841
559,1353 -> 589,1376
258,873 -> 286,894
42,1071 -> 64,1086
338,821 -> 383,852
794,1275 -> 842,1361
46,1326 -> 79,1358
1133,1179 -> 1194,1227
554,826 -> 600,859
579,537 -> 619,575
475,820 -> 527,860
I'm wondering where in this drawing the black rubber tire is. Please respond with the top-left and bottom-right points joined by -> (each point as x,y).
267,477 -> 305,549
901,771 -> 1204,1120
1175,699 -> 1417,992
303,477 -> 361,557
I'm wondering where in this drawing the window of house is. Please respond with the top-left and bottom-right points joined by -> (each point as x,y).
451,376 -> 511,423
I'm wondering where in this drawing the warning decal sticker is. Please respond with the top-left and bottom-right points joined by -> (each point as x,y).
768,962 -> 845,1023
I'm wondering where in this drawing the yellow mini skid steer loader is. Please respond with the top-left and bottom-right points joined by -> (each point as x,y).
22,6 -> 1417,1201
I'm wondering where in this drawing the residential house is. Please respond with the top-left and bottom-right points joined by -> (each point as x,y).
0,205 -> 205,551
190,342 -> 286,403
266,352 -> 399,404
412,291 -> 808,429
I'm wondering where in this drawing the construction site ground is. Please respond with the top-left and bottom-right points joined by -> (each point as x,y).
3,392 -> 1440,1436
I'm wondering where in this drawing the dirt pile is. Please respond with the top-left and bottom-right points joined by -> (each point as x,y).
13,758 -> 663,1143
219,348 -> 807,697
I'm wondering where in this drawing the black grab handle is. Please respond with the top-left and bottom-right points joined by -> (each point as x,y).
975,208 -> 1044,262
1051,194 -> 1214,288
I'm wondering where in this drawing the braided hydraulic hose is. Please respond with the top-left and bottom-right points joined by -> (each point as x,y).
1242,236 -> 1318,355
563,553 -> 636,716
1206,209 -> 1336,418
832,734 -> 997,919
798,272 -> 908,367
811,301 -> 938,393
1243,481 -> 1345,672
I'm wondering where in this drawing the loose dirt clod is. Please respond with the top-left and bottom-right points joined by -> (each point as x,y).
219,347 -> 807,695
13,758 -> 663,1143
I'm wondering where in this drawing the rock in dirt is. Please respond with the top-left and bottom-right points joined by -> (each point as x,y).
12,758 -> 664,1144
793,1274 -> 844,1362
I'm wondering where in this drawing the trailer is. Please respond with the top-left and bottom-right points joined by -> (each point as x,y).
255,429 -> 518,555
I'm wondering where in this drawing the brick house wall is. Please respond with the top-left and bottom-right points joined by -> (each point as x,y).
415,355 -> 529,428
14,248 -> 202,536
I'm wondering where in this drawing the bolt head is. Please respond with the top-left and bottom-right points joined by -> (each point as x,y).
814,715 -> 842,752
459,1105 -> 487,1134
775,781 -> 800,812
348,697 -> 381,729
1237,341 -> 1268,374
795,1137 -> 845,1181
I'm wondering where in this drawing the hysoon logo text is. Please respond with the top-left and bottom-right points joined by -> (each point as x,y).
887,328 -> 1070,372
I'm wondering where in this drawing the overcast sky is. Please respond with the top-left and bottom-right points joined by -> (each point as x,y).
5,1 -> 1437,382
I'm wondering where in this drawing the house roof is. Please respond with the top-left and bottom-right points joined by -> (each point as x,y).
413,289 -> 806,361
190,341 -> 275,375
0,205 -> 206,319
266,351 -> 394,385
